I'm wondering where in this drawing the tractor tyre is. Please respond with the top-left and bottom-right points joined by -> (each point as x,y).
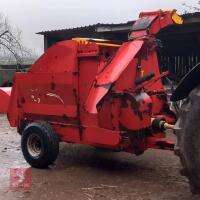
175,85 -> 200,194
21,121 -> 59,168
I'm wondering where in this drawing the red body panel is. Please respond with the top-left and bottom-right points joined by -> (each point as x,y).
0,87 -> 11,113
85,40 -> 144,113
7,10 -> 178,154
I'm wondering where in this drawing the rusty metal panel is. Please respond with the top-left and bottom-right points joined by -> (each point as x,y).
85,40 -> 144,113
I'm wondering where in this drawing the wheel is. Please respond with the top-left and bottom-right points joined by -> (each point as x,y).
174,85 -> 200,194
21,121 -> 59,168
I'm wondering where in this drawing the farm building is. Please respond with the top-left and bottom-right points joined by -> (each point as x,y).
38,12 -> 200,80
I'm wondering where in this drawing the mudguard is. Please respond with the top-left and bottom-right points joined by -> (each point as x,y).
171,63 -> 200,101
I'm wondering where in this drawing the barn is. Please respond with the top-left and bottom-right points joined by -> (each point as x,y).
38,12 -> 200,80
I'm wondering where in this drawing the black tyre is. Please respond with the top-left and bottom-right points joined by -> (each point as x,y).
175,85 -> 200,194
21,121 -> 59,168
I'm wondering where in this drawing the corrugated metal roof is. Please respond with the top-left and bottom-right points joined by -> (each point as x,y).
37,24 -> 96,35
182,12 -> 200,18
37,21 -> 135,35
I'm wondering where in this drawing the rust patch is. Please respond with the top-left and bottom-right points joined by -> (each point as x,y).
50,82 -> 56,90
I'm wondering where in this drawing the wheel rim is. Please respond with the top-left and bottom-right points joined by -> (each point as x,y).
27,133 -> 42,158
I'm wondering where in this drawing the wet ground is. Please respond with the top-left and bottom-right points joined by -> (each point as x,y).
0,114 -> 199,200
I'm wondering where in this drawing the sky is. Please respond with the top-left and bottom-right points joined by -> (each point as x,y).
0,0 -> 199,55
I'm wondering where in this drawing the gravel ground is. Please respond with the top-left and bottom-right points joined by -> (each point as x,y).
0,114 -> 199,200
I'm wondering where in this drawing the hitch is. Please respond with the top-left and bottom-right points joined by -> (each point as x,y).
151,118 -> 174,131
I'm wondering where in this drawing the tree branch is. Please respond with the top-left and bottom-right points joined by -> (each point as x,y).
0,30 -> 9,38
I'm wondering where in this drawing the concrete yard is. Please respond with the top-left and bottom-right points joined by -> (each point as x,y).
0,114 -> 199,200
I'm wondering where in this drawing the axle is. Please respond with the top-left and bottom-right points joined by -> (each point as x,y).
151,118 -> 174,131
